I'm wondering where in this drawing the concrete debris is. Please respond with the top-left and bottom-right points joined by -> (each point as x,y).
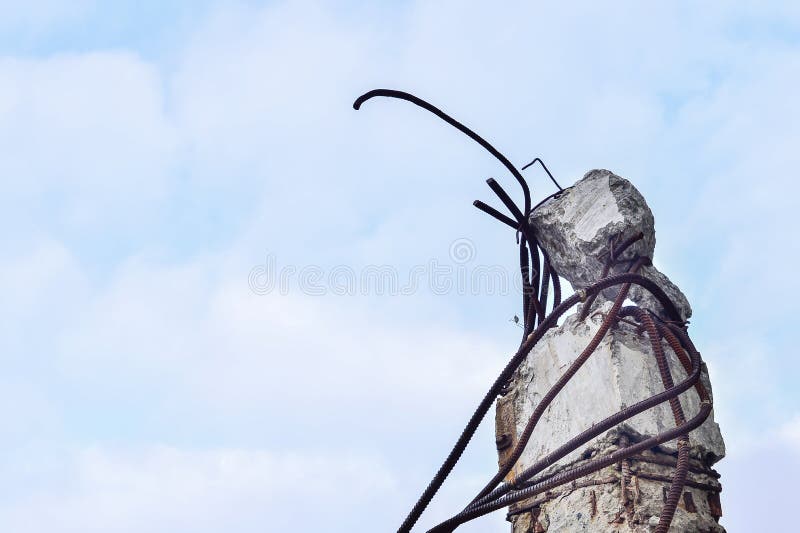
530,169 -> 692,322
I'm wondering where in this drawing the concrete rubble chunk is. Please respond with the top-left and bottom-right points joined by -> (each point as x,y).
530,169 -> 692,321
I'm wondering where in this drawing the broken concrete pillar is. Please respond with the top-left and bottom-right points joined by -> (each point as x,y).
530,169 -> 692,322
496,170 -> 725,532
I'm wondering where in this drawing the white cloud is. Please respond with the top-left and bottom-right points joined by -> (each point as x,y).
0,446 -> 396,533
0,51 -> 176,230
778,415 -> 800,453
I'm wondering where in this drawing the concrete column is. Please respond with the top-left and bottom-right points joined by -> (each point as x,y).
495,170 -> 725,532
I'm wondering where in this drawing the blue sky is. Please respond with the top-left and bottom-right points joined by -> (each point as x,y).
1,1 -> 799,531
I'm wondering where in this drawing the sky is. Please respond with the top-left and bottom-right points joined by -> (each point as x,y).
1,1 -> 799,531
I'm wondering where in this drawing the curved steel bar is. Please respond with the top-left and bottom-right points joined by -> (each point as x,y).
394,291 -> 583,533
427,401 -> 712,532
634,309 -> 690,533
517,338 -> 698,496
469,258 -> 645,505
459,310 -> 701,513
468,305 -> 702,511
530,188 -> 568,213
520,157 -> 563,191
354,89 -> 531,214
451,308 -> 709,532
393,272 -> 682,533
579,232 -> 644,321
657,323 -> 709,401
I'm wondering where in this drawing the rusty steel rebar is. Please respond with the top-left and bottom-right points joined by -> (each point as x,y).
353,89 -> 713,533
354,89 -> 532,215
631,308 -> 690,533
539,257 -> 551,325
393,272 -> 687,533
431,288 -> 710,532
469,257 -> 647,505
579,231 -> 644,321
427,402 -> 712,532
415,279 -> 702,533
454,301 -> 706,519
418,273 -> 698,533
